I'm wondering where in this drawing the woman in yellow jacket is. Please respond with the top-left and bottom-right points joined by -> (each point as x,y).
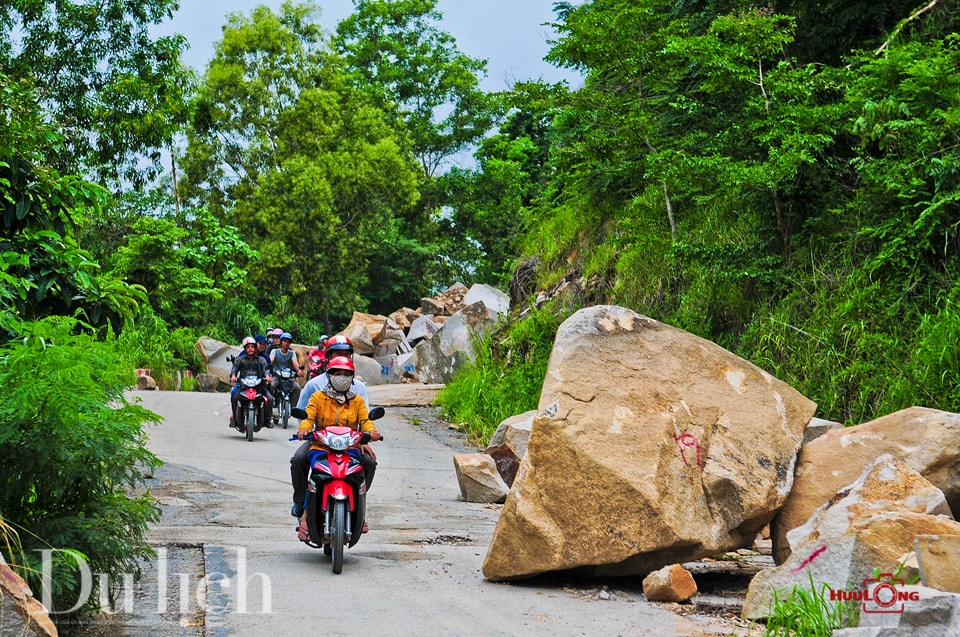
295,356 -> 381,536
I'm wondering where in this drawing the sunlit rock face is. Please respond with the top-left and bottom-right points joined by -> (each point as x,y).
482,305 -> 816,581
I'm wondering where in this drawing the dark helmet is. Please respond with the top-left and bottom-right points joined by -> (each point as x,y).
254,334 -> 267,343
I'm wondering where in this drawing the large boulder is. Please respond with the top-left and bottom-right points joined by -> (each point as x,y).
195,336 -> 239,386
420,282 -> 469,316
743,455 -> 960,619
375,352 -> 418,384
353,354 -> 384,387
388,307 -> 421,330
340,312 -> 388,356
407,315 -> 440,345
415,301 -> 500,384
463,283 -> 510,318
481,305 -> 817,581
834,585 -> 960,636
453,453 -> 509,503
771,407 -> 960,565
916,534 -> 960,593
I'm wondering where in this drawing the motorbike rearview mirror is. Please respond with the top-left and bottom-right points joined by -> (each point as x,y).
290,407 -> 308,419
368,406 -> 385,420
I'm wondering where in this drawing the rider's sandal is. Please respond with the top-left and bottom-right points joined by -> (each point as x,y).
297,523 -> 310,542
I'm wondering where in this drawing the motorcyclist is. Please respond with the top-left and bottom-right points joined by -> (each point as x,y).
294,356 -> 381,539
229,336 -> 273,429
309,335 -> 328,359
270,332 -> 302,408
306,335 -> 328,377
291,336 -> 370,518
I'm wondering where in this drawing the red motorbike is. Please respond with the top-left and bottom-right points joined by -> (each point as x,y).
290,406 -> 384,573
305,354 -> 326,380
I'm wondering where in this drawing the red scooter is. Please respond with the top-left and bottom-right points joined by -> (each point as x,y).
305,354 -> 326,380
290,406 -> 384,573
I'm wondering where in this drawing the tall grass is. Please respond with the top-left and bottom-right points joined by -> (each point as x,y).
764,571 -> 858,636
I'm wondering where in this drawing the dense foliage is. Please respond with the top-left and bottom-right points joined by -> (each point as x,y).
456,0 -> 960,431
0,318 -> 161,613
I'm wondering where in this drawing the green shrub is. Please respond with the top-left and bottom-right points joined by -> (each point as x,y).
0,316 -> 161,616
115,309 -> 203,389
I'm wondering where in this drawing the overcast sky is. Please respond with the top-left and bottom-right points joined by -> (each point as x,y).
156,0 -> 582,91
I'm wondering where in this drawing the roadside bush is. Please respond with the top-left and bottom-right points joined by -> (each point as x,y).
0,316 -> 161,617
115,308 -> 204,389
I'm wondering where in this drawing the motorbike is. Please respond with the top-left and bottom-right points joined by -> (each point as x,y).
272,367 -> 298,429
235,374 -> 268,442
305,354 -> 326,380
290,406 -> 384,574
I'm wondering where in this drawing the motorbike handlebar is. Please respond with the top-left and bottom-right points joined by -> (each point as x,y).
289,432 -> 384,442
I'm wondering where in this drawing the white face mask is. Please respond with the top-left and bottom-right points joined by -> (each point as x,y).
328,374 -> 353,393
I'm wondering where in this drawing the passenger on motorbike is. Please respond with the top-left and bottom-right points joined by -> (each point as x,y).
294,356 -> 381,534
308,335 -> 328,359
266,328 -> 284,357
298,335 -> 366,407
229,337 -> 274,428
270,332 -> 302,406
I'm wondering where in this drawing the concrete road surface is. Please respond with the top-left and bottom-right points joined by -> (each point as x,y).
90,388 -> 756,636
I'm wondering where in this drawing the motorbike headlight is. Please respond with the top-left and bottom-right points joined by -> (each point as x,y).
241,376 -> 260,387
326,432 -> 351,451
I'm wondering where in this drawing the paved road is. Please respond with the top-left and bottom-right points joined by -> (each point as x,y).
95,388 -> 754,636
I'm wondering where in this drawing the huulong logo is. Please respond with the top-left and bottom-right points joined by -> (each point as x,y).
829,574 -> 920,614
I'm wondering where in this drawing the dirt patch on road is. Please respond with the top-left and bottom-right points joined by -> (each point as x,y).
390,405 -> 478,454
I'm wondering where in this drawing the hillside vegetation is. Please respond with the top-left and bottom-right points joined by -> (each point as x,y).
441,0 -> 960,440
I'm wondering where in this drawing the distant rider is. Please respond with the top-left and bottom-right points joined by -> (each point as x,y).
229,336 -> 273,429
270,332 -> 302,407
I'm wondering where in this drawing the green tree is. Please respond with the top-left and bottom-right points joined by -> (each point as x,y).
334,0 -> 497,178
0,0 -> 193,186
0,72 -> 146,329
183,2 -> 419,327
107,209 -> 256,327
334,0 -> 501,307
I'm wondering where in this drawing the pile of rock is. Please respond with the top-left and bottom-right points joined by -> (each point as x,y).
458,304 -> 960,633
193,282 -> 510,389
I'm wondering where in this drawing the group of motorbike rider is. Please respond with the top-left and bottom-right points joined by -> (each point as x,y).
227,332 -> 382,538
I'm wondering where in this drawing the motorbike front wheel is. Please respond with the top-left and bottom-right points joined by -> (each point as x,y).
281,397 -> 291,429
245,405 -> 255,442
331,500 -> 346,574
